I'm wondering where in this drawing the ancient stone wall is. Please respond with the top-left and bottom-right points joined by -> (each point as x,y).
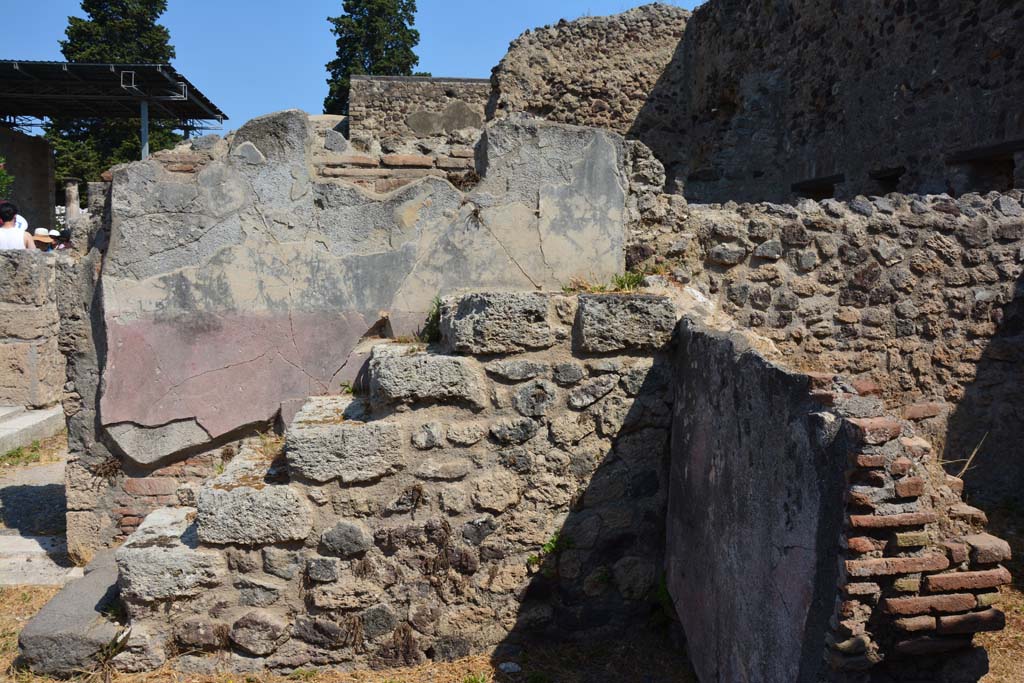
110,292 -> 678,673
63,110 -> 632,561
348,76 -> 490,144
632,190 -> 1024,505
489,4 -> 689,143
492,2 -> 1023,202
667,317 -> 1010,682
0,252 -> 64,408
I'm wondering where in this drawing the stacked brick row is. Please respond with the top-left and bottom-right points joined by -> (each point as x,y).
813,375 -> 1012,673
315,150 -> 475,194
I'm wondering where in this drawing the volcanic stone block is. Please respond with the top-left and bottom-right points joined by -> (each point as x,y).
320,521 -> 374,558
17,551 -> 121,676
286,398 -> 402,484
370,351 -> 487,409
229,611 -> 289,656
441,292 -> 555,354
116,508 -> 227,602
106,419 -> 211,466
197,486 -> 312,545
574,294 -> 676,353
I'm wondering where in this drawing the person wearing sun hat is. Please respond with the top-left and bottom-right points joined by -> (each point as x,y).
32,227 -> 56,252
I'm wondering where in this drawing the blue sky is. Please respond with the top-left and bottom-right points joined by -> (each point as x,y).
10,0 -> 696,130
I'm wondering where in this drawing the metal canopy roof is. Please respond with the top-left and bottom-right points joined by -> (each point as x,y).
0,60 -> 227,123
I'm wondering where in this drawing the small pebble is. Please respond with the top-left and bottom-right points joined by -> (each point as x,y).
498,662 -> 522,674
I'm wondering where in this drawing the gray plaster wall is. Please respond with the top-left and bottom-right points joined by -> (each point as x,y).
96,110 -> 627,465
665,318 -> 847,683
0,127 -> 55,231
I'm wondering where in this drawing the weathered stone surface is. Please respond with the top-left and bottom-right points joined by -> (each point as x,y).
116,508 -> 227,602
175,617 -> 228,651
442,293 -> 555,354
568,375 -> 619,409
485,359 -> 549,381
489,417 -> 538,444
321,521 -> 373,558
446,423 -> 486,446
574,294 -> 676,352
106,419 -> 211,466
229,611 -> 289,656
286,397 -> 402,483
665,320 -> 847,683
370,350 -> 487,409
18,551 -> 121,676
197,486 -> 312,545
490,4 -> 690,138
411,422 -> 446,449
262,548 -> 301,580
512,379 -> 558,417
97,113 -> 628,462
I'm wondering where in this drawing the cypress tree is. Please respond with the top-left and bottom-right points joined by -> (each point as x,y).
324,0 -> 428,115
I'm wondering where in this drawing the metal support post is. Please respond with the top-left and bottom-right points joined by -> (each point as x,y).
140,100 -> 149,159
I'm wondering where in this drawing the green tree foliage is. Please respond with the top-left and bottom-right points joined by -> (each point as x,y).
324,0 -> 428,115
0,157 -> 14,199
44,0 -> 182,183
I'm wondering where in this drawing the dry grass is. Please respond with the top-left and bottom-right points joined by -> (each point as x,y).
0,431 -> 67,470
978,502 -> 1024,683
0,586 -> 60,675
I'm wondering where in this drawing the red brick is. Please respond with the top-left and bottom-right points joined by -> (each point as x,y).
893,635 -> 972,655
899,436 -> 933,459
945,475 -> 964,495
381,154 -> 435,168
848,536 -> 885,554
895,615 -> 936,632
884,593 -> 978,616
118,516 -> 143,526
810,390 -> 837,406
852,470 -> 887,487
848,417 -> 903,445
943,541 -> 969,564
849,512 -> 937,529
888,457 -> 913,477
901,402 -> 945,420
847,491 -> 876,509
851,378 -> 882,396
949,504 -> 987,525
853,453 -> 886,468
123,478 -> 179,496
332,155 -> 379,168
846,553 -> 948,577
937,608 -> 1005,635
436,156 -> 474,170
844,582 -> 881,596
165,163 -> 197,173
805,372 -> 835,390
963,533 -> 1012,565
449,146 -> 475,159
924,567 -> 1011,592
895,477 -> 926,498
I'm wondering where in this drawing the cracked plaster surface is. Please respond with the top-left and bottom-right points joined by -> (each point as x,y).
99,111 -> 627,464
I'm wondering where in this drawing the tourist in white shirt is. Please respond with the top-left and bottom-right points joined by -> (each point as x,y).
0,202 -> 36,250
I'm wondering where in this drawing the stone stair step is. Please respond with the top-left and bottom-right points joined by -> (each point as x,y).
0,406 -> 64,454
